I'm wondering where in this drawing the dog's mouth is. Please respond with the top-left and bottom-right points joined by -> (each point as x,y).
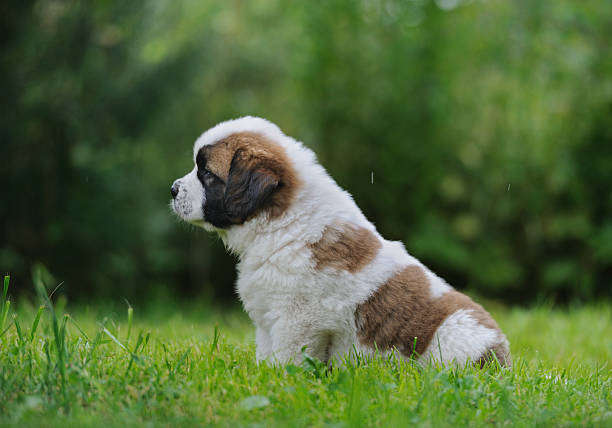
169,199 -> 183,221
170,199 -> 208,228
170,198 -> 190,220
170,198 -> 181,215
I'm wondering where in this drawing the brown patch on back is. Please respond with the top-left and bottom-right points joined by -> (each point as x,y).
355,265 -> 506,363
309,223 -> 381,273
199,132 -> 301,221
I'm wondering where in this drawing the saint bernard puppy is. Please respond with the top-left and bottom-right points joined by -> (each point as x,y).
171,116 -> 511,367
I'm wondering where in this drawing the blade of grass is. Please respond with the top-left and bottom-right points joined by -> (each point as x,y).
127,306 -> 133,340
0,300 -> 10,334
59,314 -> 69,355
124,299 -> 133,342
131,330 -> 144,354
2,275 -> 8,302
102,327 -> 128,352
48,281 -> 64,300
0,322 -> 12,338
30,305 -> 45,342
13,315 -> 24,343
84,329 -> 104,367
43,339 -> 51,371
0,275 -> 10,332
210,324 -> 220,358
125,330 -> 145,375
67,314 -> 90,341
0,275 -> 9,331
177,348 -> 191,370
34,277 -> 67,395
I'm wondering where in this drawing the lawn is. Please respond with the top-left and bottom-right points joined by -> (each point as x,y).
1,275 -> 611,427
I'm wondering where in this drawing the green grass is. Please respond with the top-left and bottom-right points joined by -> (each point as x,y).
1,274 -> 611,427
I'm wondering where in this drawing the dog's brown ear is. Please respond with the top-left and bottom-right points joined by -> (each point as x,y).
224,149 -> 280,224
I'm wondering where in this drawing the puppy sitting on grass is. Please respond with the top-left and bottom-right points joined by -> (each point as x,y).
171,117 -> 510,367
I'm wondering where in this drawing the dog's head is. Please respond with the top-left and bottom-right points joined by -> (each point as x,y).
171,117 -> 301,230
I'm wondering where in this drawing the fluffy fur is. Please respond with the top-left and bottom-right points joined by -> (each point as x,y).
171,116 -> 510,366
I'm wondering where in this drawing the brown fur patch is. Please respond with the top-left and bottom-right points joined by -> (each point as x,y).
199,132 -> 301,221
309,223 -> 381,273
201,141 -> 235,181
355,265 -> 507,364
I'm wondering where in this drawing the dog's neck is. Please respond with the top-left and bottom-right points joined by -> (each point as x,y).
217,206 -> 310,259
218,167 -> 372,265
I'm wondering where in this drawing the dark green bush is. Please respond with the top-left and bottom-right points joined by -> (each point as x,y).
1,0 -> 610,303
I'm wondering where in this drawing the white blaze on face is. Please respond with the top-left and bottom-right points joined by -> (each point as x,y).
171,168 -> 206,224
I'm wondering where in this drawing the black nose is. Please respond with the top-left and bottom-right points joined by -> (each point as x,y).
171,182 -> 180,199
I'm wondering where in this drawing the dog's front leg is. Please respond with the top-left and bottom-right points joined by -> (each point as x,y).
268,317 -> 328,365
255,325 -> 273,362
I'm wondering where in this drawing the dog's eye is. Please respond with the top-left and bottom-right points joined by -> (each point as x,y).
198,168 -> 214,183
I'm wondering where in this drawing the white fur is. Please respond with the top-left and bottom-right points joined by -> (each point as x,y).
426,271 -> 453,299
419,309 -> 501,366
171,168 -> 206,225
172,116 -> 507,366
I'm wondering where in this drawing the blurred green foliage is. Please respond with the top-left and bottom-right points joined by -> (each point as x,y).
1,0 -> 611,303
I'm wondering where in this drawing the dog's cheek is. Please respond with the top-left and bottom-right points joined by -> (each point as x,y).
203,180 -> 231,228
